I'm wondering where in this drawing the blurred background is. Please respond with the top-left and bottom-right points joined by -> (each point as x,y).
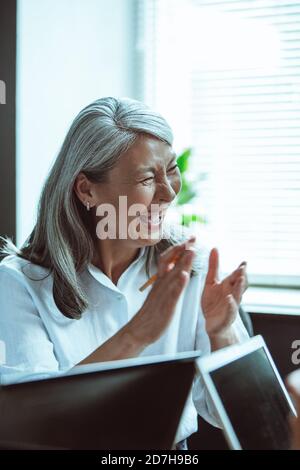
0,0 -> 300,316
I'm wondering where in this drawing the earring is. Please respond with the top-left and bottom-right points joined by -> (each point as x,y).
86,201 -> 90,211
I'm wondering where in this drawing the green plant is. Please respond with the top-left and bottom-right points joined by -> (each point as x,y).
176,148 -> 196,206
176,147 -> 207,226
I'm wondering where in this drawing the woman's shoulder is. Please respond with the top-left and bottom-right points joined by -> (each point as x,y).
0,254 -> 50,284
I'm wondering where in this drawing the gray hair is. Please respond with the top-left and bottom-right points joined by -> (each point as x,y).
1,97 -> 195,319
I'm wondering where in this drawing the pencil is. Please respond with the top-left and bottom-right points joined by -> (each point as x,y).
139,236 -> 196,292
139,253 -> 181,292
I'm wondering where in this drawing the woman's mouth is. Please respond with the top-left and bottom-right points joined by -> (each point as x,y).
139,209 -> 166,232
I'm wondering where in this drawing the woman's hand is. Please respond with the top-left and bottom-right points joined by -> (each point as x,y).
79,239 -> 196,365
127,238 -> 196,346
201,248 -> 248,339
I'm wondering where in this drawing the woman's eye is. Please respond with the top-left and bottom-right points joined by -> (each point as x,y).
167,164 -> 179,173
141,177 -> 154,184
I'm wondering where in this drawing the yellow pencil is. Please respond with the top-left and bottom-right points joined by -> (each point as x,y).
139,253 -> 181,292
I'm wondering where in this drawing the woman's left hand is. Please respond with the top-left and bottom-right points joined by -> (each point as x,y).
201,248 -> 248,338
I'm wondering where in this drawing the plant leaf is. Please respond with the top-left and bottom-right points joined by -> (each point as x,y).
181,213 -> 207,226
176,148 -> 192,174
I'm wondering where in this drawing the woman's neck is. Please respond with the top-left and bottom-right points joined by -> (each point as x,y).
92,239 -> 141,285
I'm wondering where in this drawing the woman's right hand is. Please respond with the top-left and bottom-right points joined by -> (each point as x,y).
126,237 -> 196,347
78,237 -> 196,366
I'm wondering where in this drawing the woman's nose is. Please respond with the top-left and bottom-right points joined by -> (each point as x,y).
156,180 -> 177,203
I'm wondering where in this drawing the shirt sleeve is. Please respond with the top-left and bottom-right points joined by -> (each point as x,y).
192,295 -> 250,427
0,265 -> 62,385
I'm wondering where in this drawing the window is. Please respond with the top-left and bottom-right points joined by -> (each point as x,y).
136,0 -> 300,287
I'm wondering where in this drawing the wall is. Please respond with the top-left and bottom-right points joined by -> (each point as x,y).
251,313 -> 300,378
0,0 -> 16,244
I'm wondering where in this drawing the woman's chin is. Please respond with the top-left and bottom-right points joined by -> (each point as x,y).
135,227 -> 164,246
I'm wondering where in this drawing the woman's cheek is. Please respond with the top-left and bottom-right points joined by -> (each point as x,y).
131,184 -> 156,207
172,173 -> 182,195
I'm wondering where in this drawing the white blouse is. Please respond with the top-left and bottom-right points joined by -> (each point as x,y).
0,246 -> 249,443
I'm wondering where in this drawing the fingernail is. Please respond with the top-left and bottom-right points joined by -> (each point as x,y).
184,248 -> 196,260
185,238 -> 196,249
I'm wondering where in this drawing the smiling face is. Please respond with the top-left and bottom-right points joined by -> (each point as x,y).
83,134 -> 181,248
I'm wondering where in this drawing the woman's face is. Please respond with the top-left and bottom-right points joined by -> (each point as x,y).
91,135 -> 181,247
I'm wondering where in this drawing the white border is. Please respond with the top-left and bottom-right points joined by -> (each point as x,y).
196,335 -> 297,450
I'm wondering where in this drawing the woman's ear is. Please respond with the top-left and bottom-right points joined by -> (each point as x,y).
74,172 -> 94,207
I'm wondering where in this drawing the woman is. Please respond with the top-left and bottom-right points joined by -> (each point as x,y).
0,97 -> 249,447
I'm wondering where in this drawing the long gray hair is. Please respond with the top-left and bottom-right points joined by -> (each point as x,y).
1,97 -> 196,319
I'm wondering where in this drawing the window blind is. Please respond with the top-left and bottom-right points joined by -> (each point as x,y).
135,0 -> 300,286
